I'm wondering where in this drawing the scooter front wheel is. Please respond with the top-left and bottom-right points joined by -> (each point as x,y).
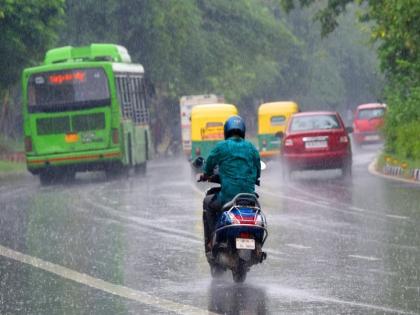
232,260 -> 247,283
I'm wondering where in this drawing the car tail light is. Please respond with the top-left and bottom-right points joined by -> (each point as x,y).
112,128 -> 119,144
284,139 -> 294,146
24,136 -> 32,152
195,147 -> 201,156
339,136 -> 349,143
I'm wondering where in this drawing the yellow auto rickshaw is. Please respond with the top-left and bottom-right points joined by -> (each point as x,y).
190,103 -> 238,162
258,101 -> 299,158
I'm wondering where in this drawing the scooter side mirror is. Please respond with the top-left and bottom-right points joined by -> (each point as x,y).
192,156 -> 204,169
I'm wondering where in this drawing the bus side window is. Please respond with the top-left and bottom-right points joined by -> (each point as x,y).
117,75 -> 134,120
133,76 -> 147,125
139,78 -> 149,124
133,76 -> 141,124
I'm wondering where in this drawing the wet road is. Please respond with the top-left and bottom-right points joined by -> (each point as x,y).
0,145 -> 419,314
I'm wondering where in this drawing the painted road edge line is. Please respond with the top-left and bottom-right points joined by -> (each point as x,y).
368,157 -> 420,186
0,244 -> 217,315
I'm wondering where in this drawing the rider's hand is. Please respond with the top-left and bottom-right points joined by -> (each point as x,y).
197,173 -> 208,182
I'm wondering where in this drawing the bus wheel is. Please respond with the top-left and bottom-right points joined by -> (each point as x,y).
39,171 -> 56,185
134,163 -> 146,175
63,170 -> 76,182
105,165 -> 129,179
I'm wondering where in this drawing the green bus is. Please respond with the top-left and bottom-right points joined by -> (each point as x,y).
22,44 -> 152,184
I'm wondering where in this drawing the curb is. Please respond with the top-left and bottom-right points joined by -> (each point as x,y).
368,158 -> 420,185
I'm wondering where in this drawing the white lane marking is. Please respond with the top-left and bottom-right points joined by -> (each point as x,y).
261,189 -> 353,215
386,214 -> 409,220
348,255 -> 380,261
82,195 -> 201,242
264,283 -> 416,315
261,188 -> 409,223
286,243 -> 311,250
349,206 -> 365,212
0,244 -> 216,315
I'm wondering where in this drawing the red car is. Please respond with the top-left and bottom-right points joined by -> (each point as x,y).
280,111 -> 352,178
353,103 -> 386,145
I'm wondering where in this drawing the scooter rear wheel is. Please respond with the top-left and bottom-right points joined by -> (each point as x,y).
210,263 -> 225,278
232,260 -> 247,283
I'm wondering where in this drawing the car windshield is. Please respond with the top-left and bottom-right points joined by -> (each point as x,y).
290,114 -> 341,132
28,68 -> 110,112
357,108 -> 385,119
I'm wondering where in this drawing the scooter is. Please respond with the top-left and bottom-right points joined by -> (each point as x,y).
199,175 -> 268,283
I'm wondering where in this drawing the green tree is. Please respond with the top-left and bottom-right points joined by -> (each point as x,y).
61,0 -> 300,141
0,0 -> 64,91
282,0 -> 420,159
0,0 -> 65,138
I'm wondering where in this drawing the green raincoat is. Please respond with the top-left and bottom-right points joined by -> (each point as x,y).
204,136 -> 261,205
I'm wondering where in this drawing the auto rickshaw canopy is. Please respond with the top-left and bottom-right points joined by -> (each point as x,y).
191,104 -> 238,141
258,101 -> 299,135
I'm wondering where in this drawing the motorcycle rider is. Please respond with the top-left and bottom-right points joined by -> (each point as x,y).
200,115 -> 261,255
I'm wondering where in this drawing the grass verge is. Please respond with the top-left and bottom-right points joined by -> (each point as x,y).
0,160 -> 26,174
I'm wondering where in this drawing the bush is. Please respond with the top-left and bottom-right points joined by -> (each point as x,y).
384,85 -> 420,159
394,122 -> 420,160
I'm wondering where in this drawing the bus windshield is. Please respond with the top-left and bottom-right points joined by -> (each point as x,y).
28,68 -> 110,112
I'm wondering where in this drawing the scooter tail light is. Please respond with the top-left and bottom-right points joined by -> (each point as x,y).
228,212 -> 240,224
239,232 -> 251,239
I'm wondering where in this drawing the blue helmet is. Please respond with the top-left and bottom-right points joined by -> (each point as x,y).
224,115 -> 246,139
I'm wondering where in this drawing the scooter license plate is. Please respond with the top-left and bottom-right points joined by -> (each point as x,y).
236,238 -> 255,249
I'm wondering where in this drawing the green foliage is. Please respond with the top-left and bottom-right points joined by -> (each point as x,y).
283,3 -> 382,110
368,0 -> 420,84
0,0 -> 65,91
0,0 -> 385,144
370,0 -> 420,160
62,0 -> 298,103
284,0 -> 420,160
280,0 -> 355,36
384,86 -> 420,159
0,160 -> 25,173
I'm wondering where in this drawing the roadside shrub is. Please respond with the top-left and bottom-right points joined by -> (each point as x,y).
384,85 -> 420,158
394,122 -> 420,160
